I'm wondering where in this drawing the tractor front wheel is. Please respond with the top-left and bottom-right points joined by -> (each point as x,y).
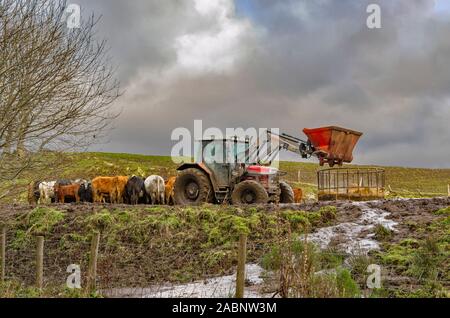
279,181 -> 295,204
231,180 -> 269,205
173,168 -> 213,205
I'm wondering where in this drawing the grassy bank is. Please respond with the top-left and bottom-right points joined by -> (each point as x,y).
0,203 -> 337,296
0,199 -> 448,298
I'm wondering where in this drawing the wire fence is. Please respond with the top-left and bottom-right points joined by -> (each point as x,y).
0,227 -> 277,298
0,225 -> 373,299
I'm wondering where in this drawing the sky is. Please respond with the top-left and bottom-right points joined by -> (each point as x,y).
75,0 -> 450,168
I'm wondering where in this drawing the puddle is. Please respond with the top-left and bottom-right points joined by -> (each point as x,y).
307,201 -> 398,254
103,264 -> 269,298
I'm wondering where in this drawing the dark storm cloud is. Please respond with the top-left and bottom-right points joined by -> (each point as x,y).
76,0 -> 207,82
79,0 -> 450,168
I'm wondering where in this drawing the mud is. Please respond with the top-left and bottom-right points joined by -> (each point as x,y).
367,197 -> 449,242
304,197 -> 449,254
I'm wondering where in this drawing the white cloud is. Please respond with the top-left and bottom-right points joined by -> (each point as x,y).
194,0 -> 231,17
174,0 -> 253,75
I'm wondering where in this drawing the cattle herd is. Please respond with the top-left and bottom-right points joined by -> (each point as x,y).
28,176 -> 177,206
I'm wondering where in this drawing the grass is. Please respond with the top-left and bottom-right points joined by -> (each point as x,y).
281,160 -> 450,198
347,253 -> 374,287
409,237 -> 446,281
373,224 -> 393,241
27,207 -> 65,235
262,236 -> 361,298
0,280 -> 101,298
434,207 -> 450,216
280,206 -> 337,231
374,212 -> 450,297
61,152 -> 178,180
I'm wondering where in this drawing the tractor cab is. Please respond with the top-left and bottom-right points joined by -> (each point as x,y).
196,138 -> 250,189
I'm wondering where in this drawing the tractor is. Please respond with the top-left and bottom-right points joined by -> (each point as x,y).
173,126 -> 362,205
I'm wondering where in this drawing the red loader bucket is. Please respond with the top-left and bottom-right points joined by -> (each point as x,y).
303,126 -> 362,167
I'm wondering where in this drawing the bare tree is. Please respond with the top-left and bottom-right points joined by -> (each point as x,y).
0,0 -> 121,198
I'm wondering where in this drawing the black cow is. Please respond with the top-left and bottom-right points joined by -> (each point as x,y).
125,176 -> 146,205
78,182 -> 93,203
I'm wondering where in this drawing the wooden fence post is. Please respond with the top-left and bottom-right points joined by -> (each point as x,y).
36,236 -> 44,289
1,226 -> 6,282
297,170 -> 301,183
87,232 -> 100,293
447,184 -> 450,197
235,234 -> 247,298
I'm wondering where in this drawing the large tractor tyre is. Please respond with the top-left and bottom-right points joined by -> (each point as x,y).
279,181 -> 295,204
173,168 -> 213,205
231,180 -> 269,205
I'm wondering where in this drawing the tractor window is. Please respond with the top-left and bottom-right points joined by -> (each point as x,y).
203,140 -> 225,164
226,141 -> 247,164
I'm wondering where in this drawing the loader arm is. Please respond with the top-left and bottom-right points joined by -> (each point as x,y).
263,131 -> 316,163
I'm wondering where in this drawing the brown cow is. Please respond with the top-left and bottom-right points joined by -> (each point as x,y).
293,188 -> 303,204
92,176 -> 129,204
92,177 -> 117,203
115,176 -> 129,204
165,177 -> 177,205
55,184 -> 81,203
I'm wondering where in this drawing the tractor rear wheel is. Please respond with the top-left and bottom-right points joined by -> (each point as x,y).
231,180 -> 269,205
173,168 -> 213,205
280,181 -> 295,204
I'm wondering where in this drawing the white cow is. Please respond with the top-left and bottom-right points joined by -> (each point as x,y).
39,181 -> 56,204
144,175 -> 165,205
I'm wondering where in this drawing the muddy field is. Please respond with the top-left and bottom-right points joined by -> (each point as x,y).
0,197 -> 448,298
